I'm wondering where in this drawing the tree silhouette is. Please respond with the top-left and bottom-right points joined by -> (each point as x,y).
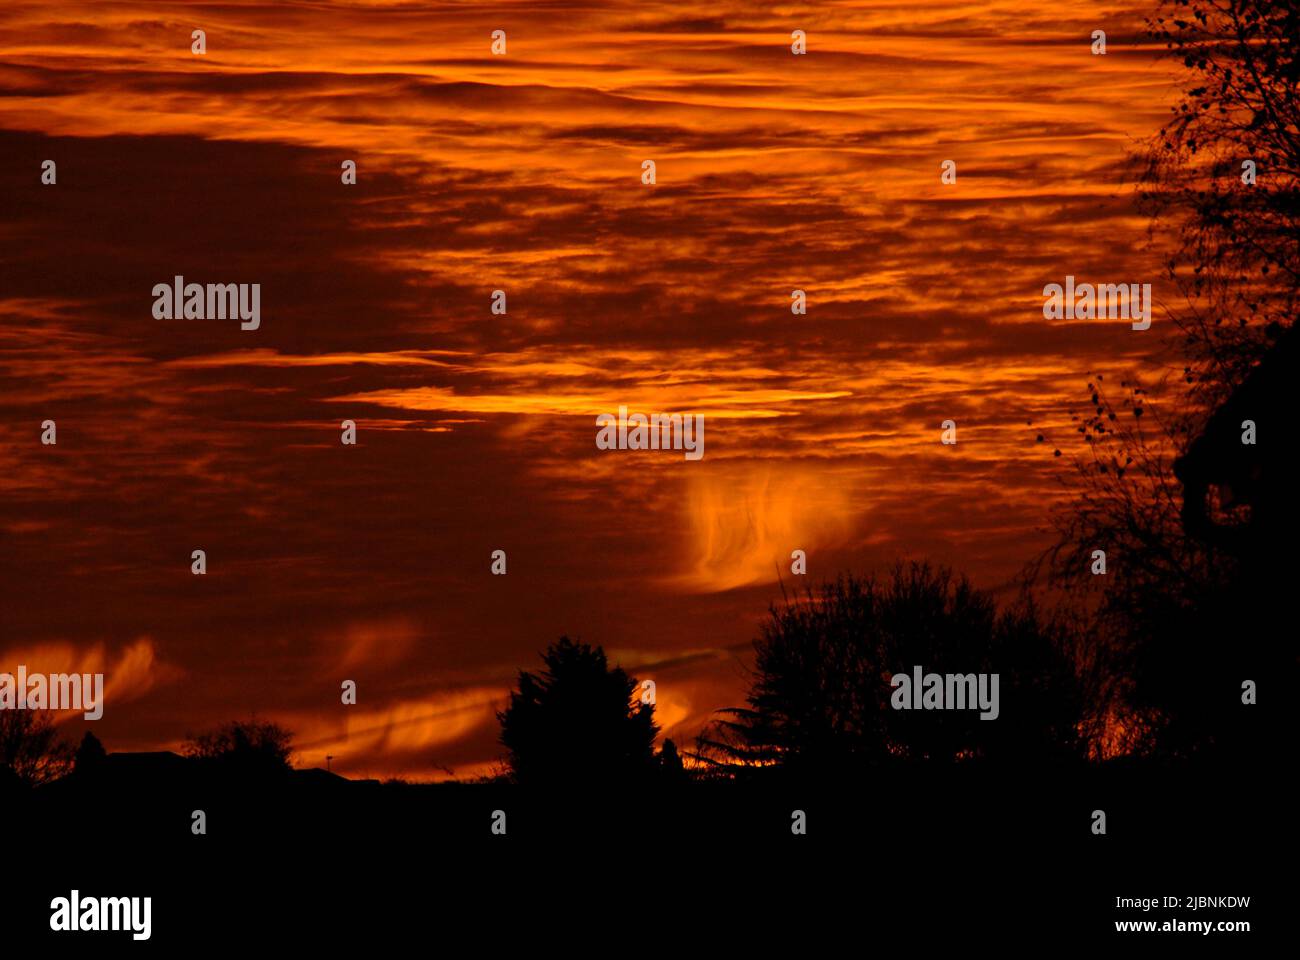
73,730 -> 107,776
498,637 -> 659,785
658,738 -> 687,781
697,564 -> 1086,775
0,709 -> 74,787
1139,0 -> 1300,403
1037,0 -> 1299,758
184,720 -> 294,777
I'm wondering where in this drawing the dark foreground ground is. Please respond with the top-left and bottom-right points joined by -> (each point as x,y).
4,752 -> 1287,949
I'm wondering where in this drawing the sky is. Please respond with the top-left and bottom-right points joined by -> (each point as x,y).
0,0 -> 1180,780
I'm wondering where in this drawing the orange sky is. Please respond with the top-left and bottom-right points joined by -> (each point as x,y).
0,1 -> 1179,779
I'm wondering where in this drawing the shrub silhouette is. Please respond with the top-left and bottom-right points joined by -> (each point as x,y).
0,709 -> 73,787
184,720 -> 294,777
498,637 -> 659,785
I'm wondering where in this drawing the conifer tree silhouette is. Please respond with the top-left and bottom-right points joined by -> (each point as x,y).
499,637 -> 659,785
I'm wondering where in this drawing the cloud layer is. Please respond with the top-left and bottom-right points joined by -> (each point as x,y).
0,1 -> 1176,777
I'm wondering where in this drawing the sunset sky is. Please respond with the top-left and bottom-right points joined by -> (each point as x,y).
0,1 -> 1179,779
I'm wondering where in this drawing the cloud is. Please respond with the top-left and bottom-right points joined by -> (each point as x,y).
0,637 -> 181,722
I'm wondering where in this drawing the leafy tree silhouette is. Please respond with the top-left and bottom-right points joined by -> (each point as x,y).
498,637 -> 659,785
0,709 -> 73,788
184,720 -> 294,778
697,563 -> 1085,776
